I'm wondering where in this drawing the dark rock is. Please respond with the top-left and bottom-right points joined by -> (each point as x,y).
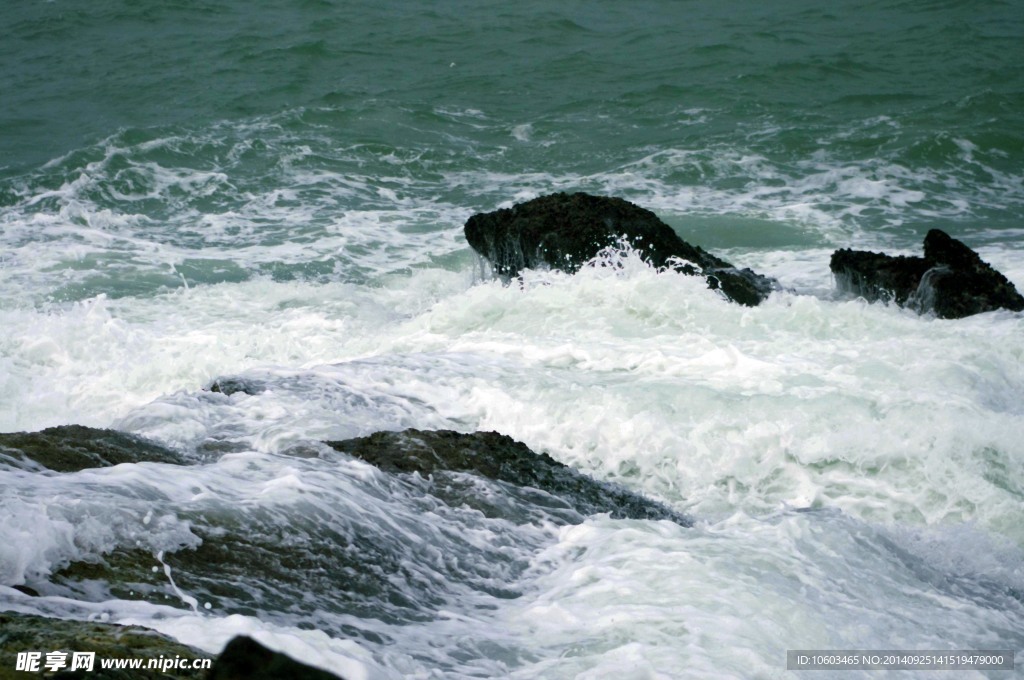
41,432 -> 687,641
921,229 -> 1024,318
327,429 -> 690,526
0,425 -> 189,473
464,192 -> 776,306
206,636 -> 343,680
830,250 -> 930,307
0,611 -> 209,679
24,426 -> 687,648
207,377 -> 267,396
831,229 -> 1024,318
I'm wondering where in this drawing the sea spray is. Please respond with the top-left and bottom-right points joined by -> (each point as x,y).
3,0 -> 1024,675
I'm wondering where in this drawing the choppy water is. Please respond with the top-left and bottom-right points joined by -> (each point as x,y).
2,0 -> 1023,677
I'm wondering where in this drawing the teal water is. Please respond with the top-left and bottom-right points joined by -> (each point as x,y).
2,1 -> 1024,677
4,0 -> 1023,246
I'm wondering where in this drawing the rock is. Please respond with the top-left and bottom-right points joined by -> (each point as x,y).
0,611 -> 209,679
464,192 -> 776,306
829,250 -> 930,307
831,229 -> 1024,318
37,429 -> 685,638
327,429 -> 690,526
207,636 -> 344,680
0,425 -> 189,473
207,377 -> 267,396
921,229 -> 1024,318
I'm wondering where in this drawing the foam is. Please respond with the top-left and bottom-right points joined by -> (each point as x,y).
0,468 -> 201,585
4,242 -> 1023,545
0,266 -> 474,432
140,613 -> 387,680
3,110 -> 1024,676
501,512 -> 1024,679
5,108 -> 1022,318
0,589 -> 386,680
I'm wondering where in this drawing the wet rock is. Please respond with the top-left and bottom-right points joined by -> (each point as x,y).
327,429 -> 691,526
207,377 -> 268,396
920,229 -> 1024,318
831,229 -> 1024,318
207,636 -> 344,680
28,428 -> 687,646
464,192 -> 776,306
0,611 -> 209,679
830,250 -> 930,307
0,425 -> 188,473
42,479 -> 524,631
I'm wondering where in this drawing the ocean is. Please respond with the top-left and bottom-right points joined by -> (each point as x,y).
2,0 -> 1023,677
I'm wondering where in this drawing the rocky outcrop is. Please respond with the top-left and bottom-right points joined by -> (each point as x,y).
8,426 -> 687,651
464,192 -> 776,306
830,249 -> 930,307
327,429 -> 690,526
207,636 -> 344,680
0,425 -> 189,472
831,229 -> 1024,318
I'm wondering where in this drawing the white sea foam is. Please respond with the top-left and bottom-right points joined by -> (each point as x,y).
511,123 -> 533,142
0,588 -> 386,680
502,512 -> 1024,679
3,113 -> 1024,677
3,249 -> 1023,545
441,144 -> 1003,251
0,468 -> 201,585
135,612 -> 387,680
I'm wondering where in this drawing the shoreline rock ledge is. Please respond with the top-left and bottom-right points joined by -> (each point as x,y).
464,192 -> 777,306
830,229 -> 1024,318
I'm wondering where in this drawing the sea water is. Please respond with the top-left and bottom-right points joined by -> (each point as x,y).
1,0 -> 1023,677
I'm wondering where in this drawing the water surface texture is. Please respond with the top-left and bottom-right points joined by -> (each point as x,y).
2,1 -> 1023,677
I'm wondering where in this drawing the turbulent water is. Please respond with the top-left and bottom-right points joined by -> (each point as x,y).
2,0 -> 1023,677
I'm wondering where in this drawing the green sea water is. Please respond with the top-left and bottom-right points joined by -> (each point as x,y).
3,0 -> 1023,247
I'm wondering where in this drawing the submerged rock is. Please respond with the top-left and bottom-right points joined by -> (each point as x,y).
0,611 -> 209,679
207,636 -> 344,680
0,425 -> 189,472
831,229 -> 1024,318
464,192 -> 776,306
207,376 -> 268,396
327,429 -> 690,526
20,427 -> 687,647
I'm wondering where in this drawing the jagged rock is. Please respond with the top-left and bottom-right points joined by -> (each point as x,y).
327,429 -> 690,526
921,229 -> 1024,318
0,425 -> 188,472
829,250 -> 930,307
464,192 -> 776,306
207,636 -> 343,680
0,611 -> 209,679
831,229 -> 1024,318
